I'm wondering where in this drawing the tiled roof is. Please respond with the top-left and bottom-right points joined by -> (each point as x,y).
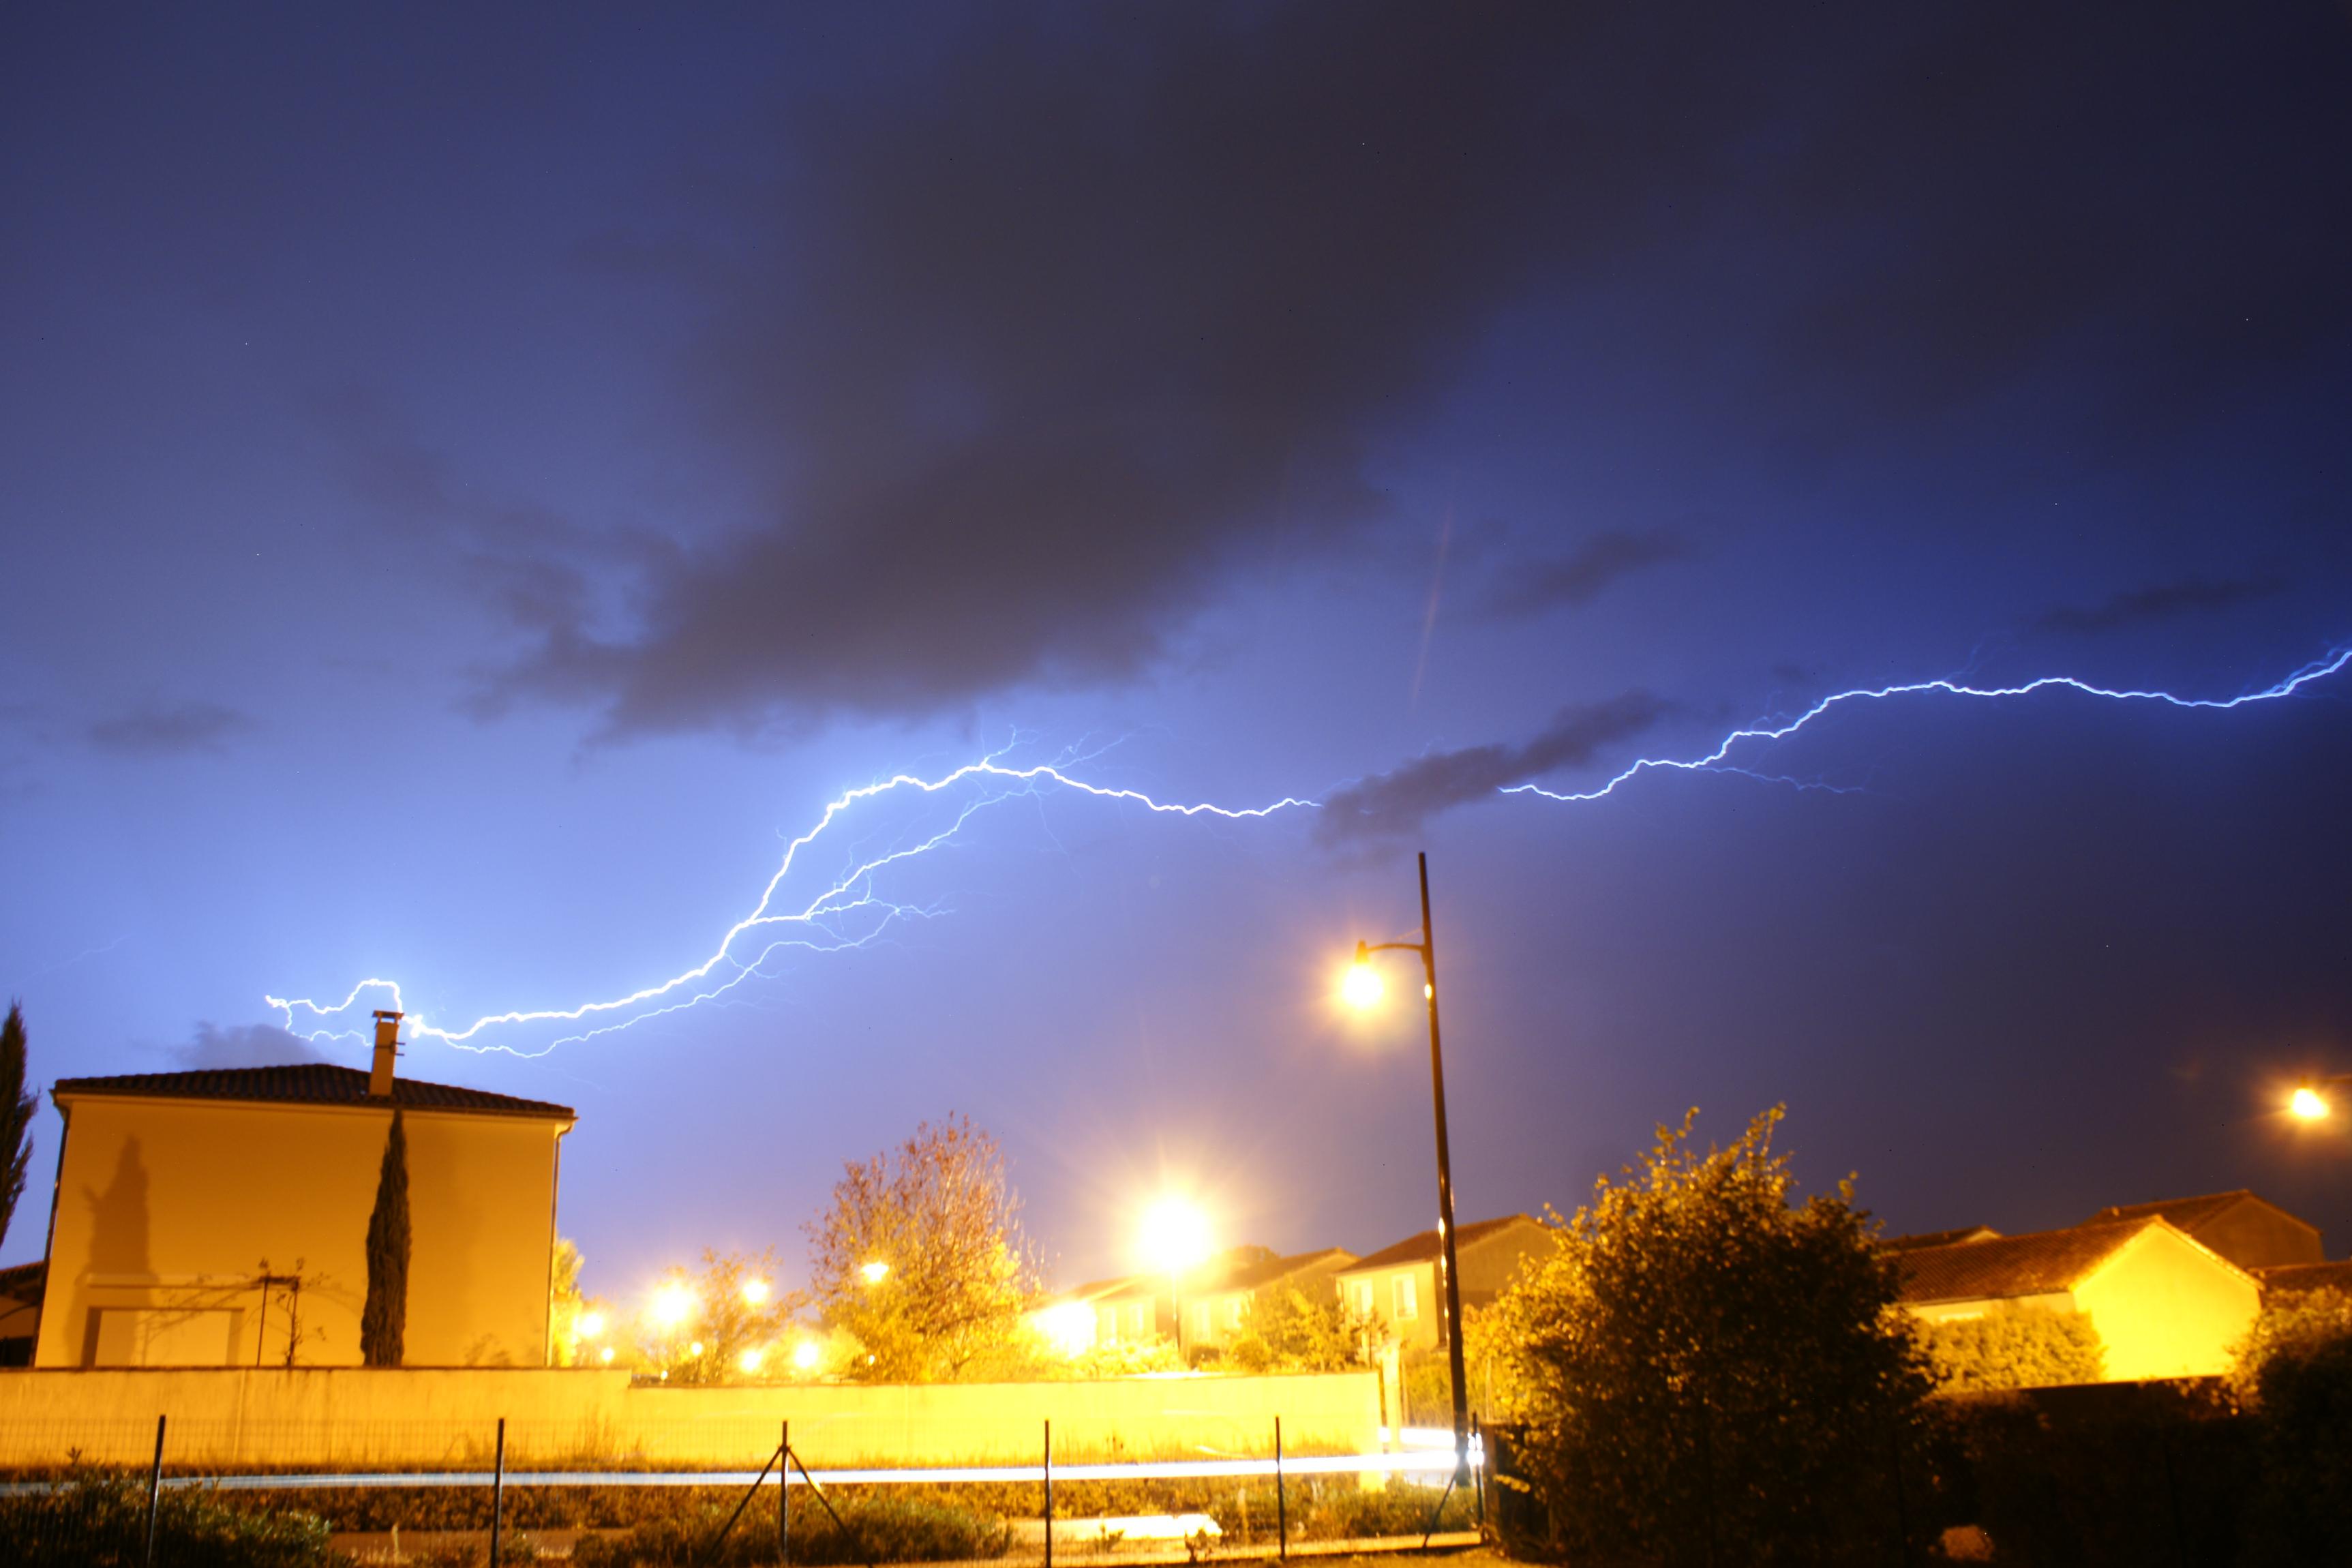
50,1064 -> 574,1121
1896,1218 -> 2162,1304
1203,1248 -> 1357,1295
0,1260 -> 44,1305
2252,1260 -> 2352,1299
1883,1226 -> 2002,1252
2080,1190 -> 2312,1237
1342,1215 -> 1541,1273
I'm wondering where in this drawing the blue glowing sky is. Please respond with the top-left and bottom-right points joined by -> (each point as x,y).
5,5 -> 2351,1295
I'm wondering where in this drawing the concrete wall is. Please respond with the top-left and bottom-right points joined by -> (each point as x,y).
37,1096 -> 564,1371
0,1367 -> 1380,1471
2075,1227 -> 2260,1381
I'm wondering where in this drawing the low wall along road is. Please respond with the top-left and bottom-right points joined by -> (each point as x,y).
0,1368 -> 1381,1472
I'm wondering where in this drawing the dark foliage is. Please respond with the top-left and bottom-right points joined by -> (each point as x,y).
570,1494 -> 1008,1567
0,1001 -> 37,1254
360,1109 -> 410,1366
0,1468 -> 335,1567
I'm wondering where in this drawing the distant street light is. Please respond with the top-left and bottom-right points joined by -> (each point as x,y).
576,1312 -> 606,1341
1341,850 -> 1472,1482
2289,1076 -> 2352,1122
742,1278 -> 772,1306
860,1260 -> 892,1286
650,1282 -> 695,1331
1138,1196 -> 1213,1361
793,1339 -> 824,1372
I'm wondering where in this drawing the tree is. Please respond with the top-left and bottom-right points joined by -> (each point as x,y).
1228,1286 -> 1373,1373
636,1247 -> 796,1384
1917,1302 -> 2103,1390
1488,1108 -> 1935,1567
0,1002 -> 36,1256
806,1115 -> 1038,1381
359,1109 -> 410,1366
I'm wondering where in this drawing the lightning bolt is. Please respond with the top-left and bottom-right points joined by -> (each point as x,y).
267,749 -> 1318,1057
1503,643 -> 2352,802
269,642 -> 2351,1057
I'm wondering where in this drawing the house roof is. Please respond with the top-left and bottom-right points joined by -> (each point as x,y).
2252,1259 -> 2352,1299
1897,1217 -> 2222,1305
50,1064 -> 575,1121
0,1260 -> 44,1306
1341,1215 -> 1542,1273
1883,1226 -> 2002,1252
1200,1247 -> 1357,1295
2079,1190 -> 2317,1239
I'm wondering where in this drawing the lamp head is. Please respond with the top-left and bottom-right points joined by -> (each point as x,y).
2290,1085 -> 2332,1121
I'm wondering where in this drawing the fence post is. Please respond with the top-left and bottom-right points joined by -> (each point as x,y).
489,1416 -> 507,1568
1273,1415 -> 1286,1561
780,1420 -> 790,1565
1042,1419 -> 1053,1568
143,1413 -> 166,1567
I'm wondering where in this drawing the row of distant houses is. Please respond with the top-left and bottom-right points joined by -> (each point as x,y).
1042,1213 -> 1553,1358
1042,1190 -> 2351,1386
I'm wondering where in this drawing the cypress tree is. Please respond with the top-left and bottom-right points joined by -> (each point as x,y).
0,1002 -> 33,1256
360,1109 -> 410,1366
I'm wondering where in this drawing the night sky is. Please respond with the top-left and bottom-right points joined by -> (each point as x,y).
6,5 -> 2351,1301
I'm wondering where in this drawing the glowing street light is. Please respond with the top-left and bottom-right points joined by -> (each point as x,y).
742,1278 -> 772,1306
739,1346 -> 766,1374
1139,1196 -> 1213,1359
793,1339 -> 824,1372
2288,1076 -> 2351,1123
650,1282 -> 695,1331
1340,850 -> 1473,1483
599,1346 -> 616,1365
576,1311 -> 606,1341
860,1261 -> 892,1286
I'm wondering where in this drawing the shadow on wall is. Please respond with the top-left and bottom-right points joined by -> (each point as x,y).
85,1138 -> 151,1277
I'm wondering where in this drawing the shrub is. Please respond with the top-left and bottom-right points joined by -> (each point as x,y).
1488,1107 -> 1935,1567
2233,1286 -> 2352,1565
571,1494 -> 1009,1566
1918,1302 -> 2105,1390
0,1468 -> 335,1567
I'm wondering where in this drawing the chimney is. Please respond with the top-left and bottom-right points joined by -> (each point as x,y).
370,1010 -> 402,1098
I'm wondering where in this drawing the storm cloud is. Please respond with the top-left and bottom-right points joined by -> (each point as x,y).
2033,577 -> 2284,635
1489,532 -> 1686,618
1316,693 -> 1668,846
88,701 -> 256,757
479,5 -> 2352,738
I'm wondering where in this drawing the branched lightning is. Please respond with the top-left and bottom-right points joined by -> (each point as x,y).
267,751 -> 1318,1058
269,643 -> 2351,1058
1504,643 -> 2352,803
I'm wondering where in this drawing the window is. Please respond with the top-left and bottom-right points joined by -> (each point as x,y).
1099,1306 -> 1119,1344
1226,1298 -> 1246,1329
1350,1280 -> 1376,1317
1194,1303 -> 1213,1338
1393,1273 -> 1418,1320
1130,1302 -> 1149,1336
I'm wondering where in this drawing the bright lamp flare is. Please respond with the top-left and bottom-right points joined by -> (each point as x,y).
861,1261 -> 891,1285
1340,962 -> 1385,1010
1139,1195 -> 1214,1275
1037,1301 -> 1096,1358
739,1346 -> 766,1373
2290,1086 -> 2332,1121
793,1339 -> 823,1371
576,1312 -> 605,1340
742,1278 -> 772,1306
650,1282 -> 695,1331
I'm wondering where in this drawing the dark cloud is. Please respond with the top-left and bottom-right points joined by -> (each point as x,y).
2033,577 -> 2285,636
172,1023 -> 328,1072
87,701 -> 256,757
491,7 -> 1781,736
1316,693 -> 1668,846
478,5 -> 2352,737
1488,532 -> 1685,618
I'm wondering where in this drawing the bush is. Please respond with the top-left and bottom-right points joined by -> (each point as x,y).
0,1468 -> 335,1567
1488,1107 -> 1935,1567
1918,1302 -> 2105,1391
572,1494 -> 1009,1566
2233,1287 -> 2352,1565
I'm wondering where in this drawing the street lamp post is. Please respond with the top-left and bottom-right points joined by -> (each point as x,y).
1347,851 -> 1471,1481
